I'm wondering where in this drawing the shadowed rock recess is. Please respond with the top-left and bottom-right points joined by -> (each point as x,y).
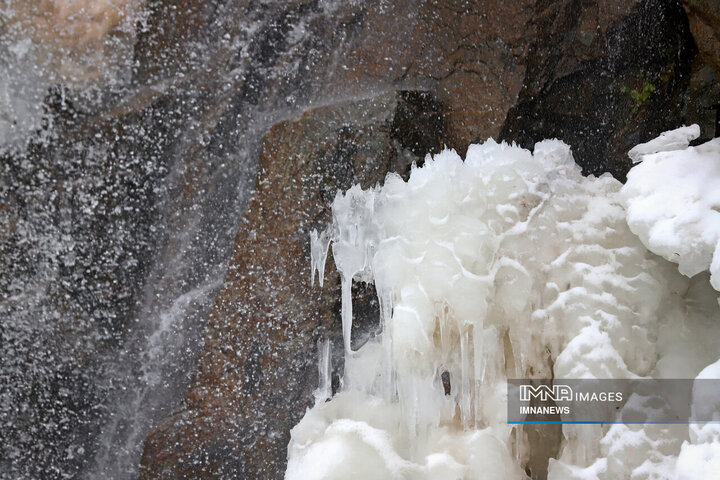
0,0 -> 718,479
500,0 -> 715,180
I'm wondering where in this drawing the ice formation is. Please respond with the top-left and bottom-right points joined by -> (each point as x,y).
622,125 -> 720,292
286,136 -> 720,479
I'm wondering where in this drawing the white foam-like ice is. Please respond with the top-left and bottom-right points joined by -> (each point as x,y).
287,136 -> 720,480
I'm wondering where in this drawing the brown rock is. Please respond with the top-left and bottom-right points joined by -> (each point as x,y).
139,90 -> 444,479
683,0 -> 720,78
315,0 -> 535,152
3,0 -> 141,85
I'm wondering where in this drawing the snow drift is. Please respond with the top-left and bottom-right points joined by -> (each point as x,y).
287,130 -> 720,479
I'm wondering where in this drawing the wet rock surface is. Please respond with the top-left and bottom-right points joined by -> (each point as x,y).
0,92 -> 171,478
139,90 -> 444,479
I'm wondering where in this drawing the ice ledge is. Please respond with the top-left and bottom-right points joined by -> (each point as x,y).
627,124 -> 701,164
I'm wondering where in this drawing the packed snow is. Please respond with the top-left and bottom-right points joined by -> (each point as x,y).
287,134 -> 720,479
622,125 -> 720,292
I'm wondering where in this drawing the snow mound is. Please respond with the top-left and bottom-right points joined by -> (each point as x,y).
622,126 -> 720,291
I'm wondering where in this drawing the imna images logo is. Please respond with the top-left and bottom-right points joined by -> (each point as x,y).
519,384 -> 573,402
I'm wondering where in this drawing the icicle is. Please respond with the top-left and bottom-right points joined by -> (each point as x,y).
376,275 -> 395,401
313,338 -> 332,404
329,185 -> 378,355
340,272 -> 353,354
309,228 -> 331,288
458,324 -> 471,428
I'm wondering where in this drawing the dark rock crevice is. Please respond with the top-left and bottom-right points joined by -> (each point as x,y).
500,0 -> 702,180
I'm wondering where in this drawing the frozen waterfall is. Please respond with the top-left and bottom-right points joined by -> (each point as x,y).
287,128 -> 720,480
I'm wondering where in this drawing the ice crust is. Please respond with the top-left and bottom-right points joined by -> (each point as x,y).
622,126 -> 720,291
289,136 -> 720,480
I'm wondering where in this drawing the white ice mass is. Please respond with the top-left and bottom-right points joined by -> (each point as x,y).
287,131 -> 720,480
622,126 -> 720,292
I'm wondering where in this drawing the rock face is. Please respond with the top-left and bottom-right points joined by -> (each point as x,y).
308,0 -> 536,150
139,90 -> 444,479
130,0 -> 535,154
